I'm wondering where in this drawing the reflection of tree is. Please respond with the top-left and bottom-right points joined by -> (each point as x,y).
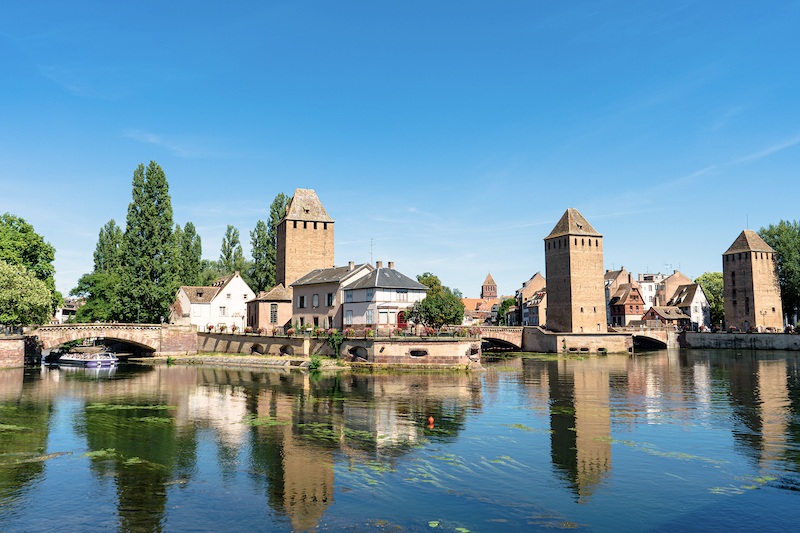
77,401 -> 182,532
786,357 -> 800,469
0,399 -> 53,509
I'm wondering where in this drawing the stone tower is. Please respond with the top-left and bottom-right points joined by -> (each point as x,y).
544,208 -> 607,333
481,273 -> 497,299
722,230 -> 783,332
276,189 -> 335,287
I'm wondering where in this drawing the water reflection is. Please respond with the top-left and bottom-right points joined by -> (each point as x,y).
1,351 -> 800,531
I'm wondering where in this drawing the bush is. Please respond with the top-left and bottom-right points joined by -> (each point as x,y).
308,354 -> 323,370
287,328 -> 295,336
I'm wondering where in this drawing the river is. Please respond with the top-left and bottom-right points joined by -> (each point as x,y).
1,349 -> 799,532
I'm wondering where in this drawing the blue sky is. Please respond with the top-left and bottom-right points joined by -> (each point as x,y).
2,1 -> 799,298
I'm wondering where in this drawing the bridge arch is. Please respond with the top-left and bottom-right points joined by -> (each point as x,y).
25,323 -> 197,356
632,333 -> 668,350
480,327 -> 523,350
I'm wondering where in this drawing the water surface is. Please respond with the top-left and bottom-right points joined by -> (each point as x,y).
1,350 -> 799,532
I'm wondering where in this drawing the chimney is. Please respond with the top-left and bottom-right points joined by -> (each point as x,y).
388,261 -> 394,269
348,261 -> 354,271
376,261 -> 383,268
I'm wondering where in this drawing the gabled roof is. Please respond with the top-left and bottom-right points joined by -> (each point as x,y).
724,230 -> 775,255
646,306 -> 690,320
608,284 -> 640,306
483,273 -> 496,286
545,208 -> 601,239
250,283 -> 293,302
283,188 -> 334,223
346,267 -> 428,291
667,284 -> 701,307
291,263 -> 371,286
180,286 -> 221,304
604,267 -> 628,283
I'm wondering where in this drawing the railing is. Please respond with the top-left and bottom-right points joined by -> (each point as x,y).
1,325 -> 24,336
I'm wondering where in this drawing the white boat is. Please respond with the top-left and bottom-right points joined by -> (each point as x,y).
56,352 -> 119,368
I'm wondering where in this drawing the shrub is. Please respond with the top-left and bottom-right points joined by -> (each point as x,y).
220,324 -> 228,333
365,328 -> 375,338
287,328 -> 296,336
344,328 -> 355,338
244,326 -> 253,334
207,324 -> 213,332
308,354 -> 323,370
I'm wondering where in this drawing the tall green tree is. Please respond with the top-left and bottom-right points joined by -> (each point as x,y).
695,272 -> 724,328
0,260 -> 53,325
71,220 -> 124,322
266,193 -> 289,287
219,225 -> 246,275
759,220 -> 800,323
117,161 -> 178,323
249,220 -> 270,292
0,213 -> 60,313
176,222 -> 203,285
496,297 -> 516,325
408,272 -> 465,328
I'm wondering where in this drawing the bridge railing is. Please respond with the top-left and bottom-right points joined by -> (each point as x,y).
1,325 -> 24,336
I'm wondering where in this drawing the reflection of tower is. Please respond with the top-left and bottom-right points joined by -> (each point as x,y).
756,359 -> 789,467
544,208 -> 607,333
276,189 -> 335,287
548,358 -> 611,501
722,230 -> 783,332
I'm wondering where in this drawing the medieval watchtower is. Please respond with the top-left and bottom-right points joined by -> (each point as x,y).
722,230 -> 783,331
276,188 -> 335,287
544,208 -> 607,333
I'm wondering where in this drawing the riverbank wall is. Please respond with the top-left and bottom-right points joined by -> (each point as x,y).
522,327 -> 633,354
0,337 -> 25,368
197,332 -> 480,368
680,331 -> 800,351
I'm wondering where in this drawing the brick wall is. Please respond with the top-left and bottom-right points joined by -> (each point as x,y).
0,338 -> 25,368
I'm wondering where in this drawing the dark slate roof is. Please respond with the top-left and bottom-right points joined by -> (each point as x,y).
724,230 -> 775,255
291,264 -> 370,286
647,306 -> 690,320
283,188 -> 334,223
667,284 -> 700,307
545,208 -> 602,239
346,267 -> 429,291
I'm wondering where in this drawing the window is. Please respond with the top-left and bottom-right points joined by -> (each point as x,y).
345,290 -> 353,303
313,317 -> 319,327
243,294 -> 247,300
312,294 -> 319,308
380,312 -> 389,324
366,288 -> 374,300
226,293 -> 231,299
326,293 -> 334,306
270,304 -> 278,324
345,310 -> 353,325
298,295 -> 306,309
366,309 -> 374,324
396,288 -> 408,302
219,306 -> 227,316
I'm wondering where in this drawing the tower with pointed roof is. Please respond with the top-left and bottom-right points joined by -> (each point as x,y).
276,189 -> 335,287
544,208 -> 607,333
722,230 -> 782,331
481,273 -> 497,299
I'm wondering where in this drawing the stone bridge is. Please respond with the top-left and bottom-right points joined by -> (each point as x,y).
481,326 -> 524,349
24,323 -> 198,355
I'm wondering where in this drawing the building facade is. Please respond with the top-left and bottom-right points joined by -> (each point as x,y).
544,208 -> 607,333
246,283 -> 293,333
276,188 -> 335,288
722,230 -> 783,332
170,271 -> 255,332
290,262 -> 373,330
666,283 -> 711,331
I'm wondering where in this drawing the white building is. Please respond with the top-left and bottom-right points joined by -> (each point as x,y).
169,271 -> 255,332
341,261 -> 428,329
666,283 -> 711,331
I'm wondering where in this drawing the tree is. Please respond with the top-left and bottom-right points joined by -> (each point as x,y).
117,161 -> 178,323
249,220 -> 270,292
408,272 -> 465,328
496,297 -> 516,325
759,220 -> 800,323
0,213 -> 60,313
0,260 -> 53,325
695,272 -> 723,328
176,222 -> 203,286
266,192 -> 289,287
219,225 -> 246,275
93,219 -> 123,272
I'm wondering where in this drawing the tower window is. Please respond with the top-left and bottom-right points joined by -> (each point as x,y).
314,222 -> 318,229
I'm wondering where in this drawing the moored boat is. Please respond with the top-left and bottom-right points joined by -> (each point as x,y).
56,352 -> 119,368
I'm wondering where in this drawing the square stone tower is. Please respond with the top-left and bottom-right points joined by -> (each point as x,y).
276,189 -> 335,287
722,230 -> 783,331
544,208 -> 607,333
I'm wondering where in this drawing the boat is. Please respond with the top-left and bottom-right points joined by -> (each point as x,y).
55,352 -> 119,368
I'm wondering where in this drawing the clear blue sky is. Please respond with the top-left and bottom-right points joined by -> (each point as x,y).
2,1 -> 799,298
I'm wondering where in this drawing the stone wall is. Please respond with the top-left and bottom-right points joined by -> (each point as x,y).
0,337 -> 25,368
159,324 -> 199,355
681,331 -> 800,351
523,327 -> 631,354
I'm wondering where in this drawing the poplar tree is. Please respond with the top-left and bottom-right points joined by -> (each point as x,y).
266,192 -> 289,286
117,161 -> 178,323
219,225 -> 245,275
177,221 -> 203,285
249,220 -> 270,292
